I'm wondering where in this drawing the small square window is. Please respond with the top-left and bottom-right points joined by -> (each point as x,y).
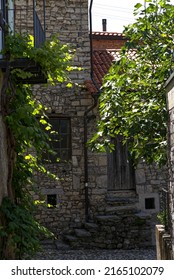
47,194 -> 57,208
145,197 -> 155,209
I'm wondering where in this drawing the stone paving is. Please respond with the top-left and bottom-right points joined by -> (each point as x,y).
31,242 -> 156,260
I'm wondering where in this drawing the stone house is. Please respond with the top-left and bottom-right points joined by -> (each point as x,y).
0,0 -> 168,249
156,74 -> 174,259
167,73 -> 174,259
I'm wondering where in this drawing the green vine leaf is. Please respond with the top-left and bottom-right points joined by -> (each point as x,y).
0,30 -> 75,259
89,0 -> 172,166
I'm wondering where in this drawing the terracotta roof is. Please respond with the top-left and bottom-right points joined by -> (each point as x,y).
92,32 -> 125,38
85,49 -> 121,93
85,48 -> 137,93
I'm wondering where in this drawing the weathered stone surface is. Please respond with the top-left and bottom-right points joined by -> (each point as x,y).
74,229 -> 91,238
64,235 -> 78,242
54,240 -> 71,250
136,169 -> 146,184
166,74 -> 174,258
84,222 -> 98,232
105,205 -> 137,215
95,215 -> 120,222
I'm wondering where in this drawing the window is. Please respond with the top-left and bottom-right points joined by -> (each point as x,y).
145,197 -> 155,209
43,117 -> 71,163
107,136 -> 135,190
47,194 -> 57,208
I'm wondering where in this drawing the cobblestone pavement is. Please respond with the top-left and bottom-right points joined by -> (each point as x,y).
32,243 -> 156,260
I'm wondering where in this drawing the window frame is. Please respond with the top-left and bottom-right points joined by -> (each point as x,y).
47,194 -> 57,208
42,116 -> 72,163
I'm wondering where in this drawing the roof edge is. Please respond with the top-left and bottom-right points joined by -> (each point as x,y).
92,31 -> 126,40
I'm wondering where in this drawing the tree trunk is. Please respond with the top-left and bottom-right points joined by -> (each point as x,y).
0,71 -> 16,259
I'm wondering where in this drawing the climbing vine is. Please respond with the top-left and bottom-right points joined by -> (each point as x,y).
0,32 -> 75,259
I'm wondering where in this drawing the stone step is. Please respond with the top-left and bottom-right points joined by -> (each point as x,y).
40,239 -> 54,244
40,239 -> 55,249
105,204 -> 138,215
62,212 -> 152,250
106,197 -> 138,206
63,234 -> 83,248
63,234 -> 78,243
107,190 -> 137,199
95,215 -> 121,223
54,240 -> 71,250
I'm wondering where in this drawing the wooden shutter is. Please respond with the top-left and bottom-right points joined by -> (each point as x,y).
107,136 -> 135,190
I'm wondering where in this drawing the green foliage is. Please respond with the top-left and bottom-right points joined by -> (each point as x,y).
157,211 -> 167,225
0,197 -> 54,259
0,32 -> 74,258
4,33 -> 75,85
89,0 -> 174,165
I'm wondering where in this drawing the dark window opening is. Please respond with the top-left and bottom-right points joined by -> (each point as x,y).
107,136 -> 135,190
47,194 -> 57,208
145,197 -> 155,209
43,117 -> 71,163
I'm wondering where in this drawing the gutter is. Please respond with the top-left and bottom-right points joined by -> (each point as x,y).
83,0 -> 101,222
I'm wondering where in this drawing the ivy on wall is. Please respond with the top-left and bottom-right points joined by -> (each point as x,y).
0,32 -> 76,259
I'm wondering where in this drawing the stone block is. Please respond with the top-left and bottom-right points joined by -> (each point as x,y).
168,89 -> 174,110
64,235 -> 78,242
98,156 -> 107,166
96,175 -> 107,188
73,175 -> 80,190
74,229 -> 91,238
80,99 -> 92,106
95,215 -> 120,223
135,169 -> 146,184
150,180 -> 161,185
84,222 -> 98,232
54,240 -> 71,250
136,185 -> 145,194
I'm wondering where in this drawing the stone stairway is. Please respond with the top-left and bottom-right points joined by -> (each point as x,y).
103,192 -> 139,217
62,192 -> 153,249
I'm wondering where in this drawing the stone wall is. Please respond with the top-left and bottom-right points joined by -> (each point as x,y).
30,0 -> 92,235
165,73 -> 174,258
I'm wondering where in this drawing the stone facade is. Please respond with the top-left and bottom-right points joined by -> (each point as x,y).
31,0 -> 92,236
11,0 -> 168,249
165,73 -> 174,258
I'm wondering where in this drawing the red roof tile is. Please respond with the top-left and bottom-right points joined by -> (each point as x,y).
84,31 -> 136,93
92,32 -> 125,38
85,49 -> 120,93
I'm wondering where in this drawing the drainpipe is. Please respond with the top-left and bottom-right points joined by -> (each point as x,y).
84,0 -> 101,222
84,95 -> 98,222
43,0 -> 46,40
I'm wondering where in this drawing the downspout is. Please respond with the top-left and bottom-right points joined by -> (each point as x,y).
33,0 -> 36,47
43,0 -> 46,40
84,0 -> 101,222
